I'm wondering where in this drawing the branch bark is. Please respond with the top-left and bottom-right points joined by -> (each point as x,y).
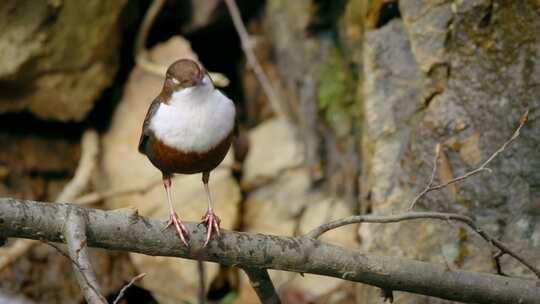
64,210 -> 107,304
242,268 -> 281,304
1,199 -> 539,304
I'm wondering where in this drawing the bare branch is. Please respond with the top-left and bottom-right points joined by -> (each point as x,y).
408,143 -> 441,210
305,211 -> 540,279
44,241 -> 104,301
242,267 -> 281,304
134,0 -> 229,87
1,198 -> 539,304
64,210 -> 107,304
409,110 -> 529,209
224,0 -> 292,122
113,273 -> 146,304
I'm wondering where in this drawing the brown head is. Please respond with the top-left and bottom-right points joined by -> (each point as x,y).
163,59 -> 205,93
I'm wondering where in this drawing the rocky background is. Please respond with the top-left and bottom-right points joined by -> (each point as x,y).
0,0 -> 539,303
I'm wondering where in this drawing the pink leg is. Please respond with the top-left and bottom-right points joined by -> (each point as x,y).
200,172 -> 221,247
162,175 -> 189,246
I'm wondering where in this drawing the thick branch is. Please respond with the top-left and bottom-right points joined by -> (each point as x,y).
64,210 -> 107,304
1,199 -> 539,304
242,268 -> 281,304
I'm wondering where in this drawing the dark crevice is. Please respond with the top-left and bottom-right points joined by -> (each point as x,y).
478,2 -> 494,29
376,1 -> 401,28
0,111 -> 84,140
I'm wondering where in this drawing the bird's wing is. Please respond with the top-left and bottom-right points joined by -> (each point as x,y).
138,97 -> 162,154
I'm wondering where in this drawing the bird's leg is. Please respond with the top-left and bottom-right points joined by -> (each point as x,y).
162,174 -> 189,246
200,172 -> 221,247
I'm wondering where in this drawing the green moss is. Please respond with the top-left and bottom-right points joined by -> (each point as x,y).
318,46 -> 359,137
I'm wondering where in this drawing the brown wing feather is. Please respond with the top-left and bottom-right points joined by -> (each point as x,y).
138,97 -> 162,154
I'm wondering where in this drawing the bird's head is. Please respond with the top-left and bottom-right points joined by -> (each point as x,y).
164,59 -> 212,93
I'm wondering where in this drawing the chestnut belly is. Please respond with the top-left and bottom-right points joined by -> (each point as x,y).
147,132 -> 233,175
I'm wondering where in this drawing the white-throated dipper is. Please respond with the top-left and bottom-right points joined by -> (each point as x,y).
138,59 -> 236,247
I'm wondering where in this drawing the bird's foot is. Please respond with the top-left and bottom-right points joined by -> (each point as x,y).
163,212 -> 190,246
200,210 -> 221,247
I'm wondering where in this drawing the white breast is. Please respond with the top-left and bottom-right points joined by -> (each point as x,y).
149,84 -> 236,153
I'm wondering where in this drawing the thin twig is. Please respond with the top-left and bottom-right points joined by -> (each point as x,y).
408,143 -> 441,210
305,211 -> 540,279
134,0 -> 229,86
64,210 -> 107,304
224,0 -> 291,122
45,241 -> 103,299
242,267 -> 281,304
409,110 -> 529,210
113,273 -> 147,304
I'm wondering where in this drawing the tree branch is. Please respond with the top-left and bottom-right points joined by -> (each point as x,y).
64,209 -> 107,304
408,143 -> 441,210
305,211 -> 540,279
242,267 -> 281,304
224,0 -> 292,123
113,273 -> 146,304
1,198 -> 539,304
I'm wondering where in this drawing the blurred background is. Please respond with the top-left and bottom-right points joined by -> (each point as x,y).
0,0 -> 539,303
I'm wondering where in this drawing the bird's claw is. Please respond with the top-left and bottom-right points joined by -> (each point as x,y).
200,211 -> 221,247
163,212 -> 190,246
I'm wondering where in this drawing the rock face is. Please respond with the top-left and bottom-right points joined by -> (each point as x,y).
358,1 -> 540,302
0,0 -> 127,121
100,36 -> 240,303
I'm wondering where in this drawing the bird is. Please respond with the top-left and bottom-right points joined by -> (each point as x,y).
138,59 -> 236,247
